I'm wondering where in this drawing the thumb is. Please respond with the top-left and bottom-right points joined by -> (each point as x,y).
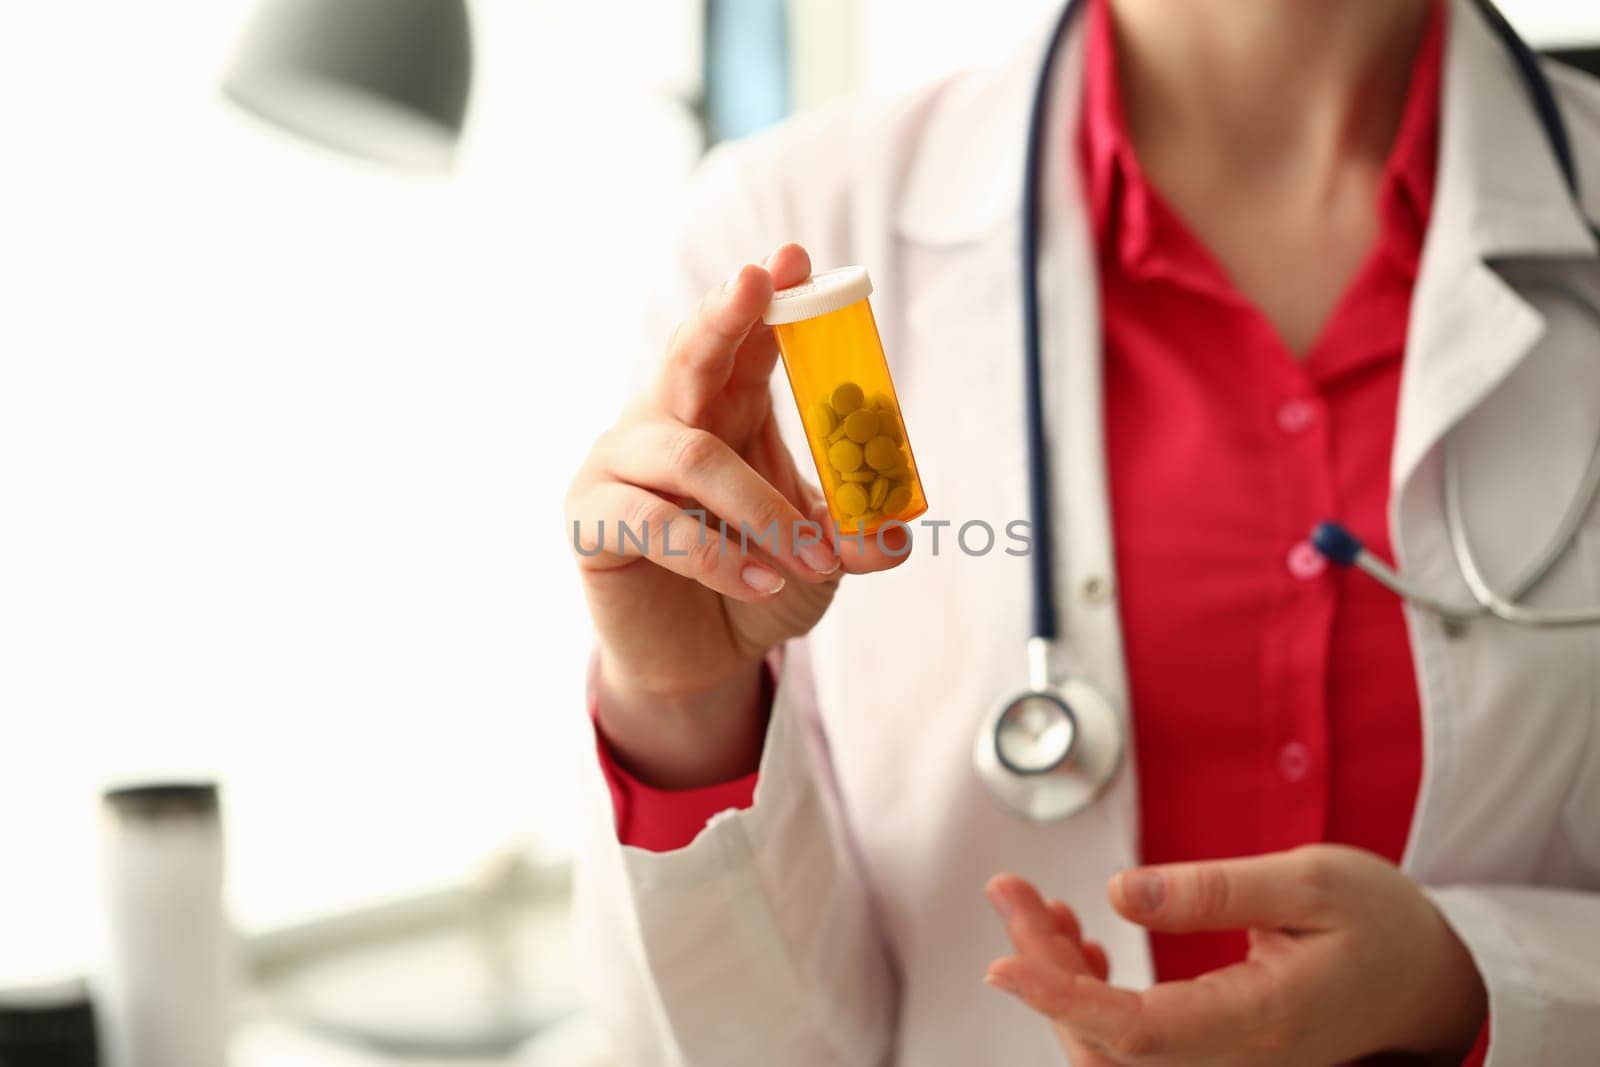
1108,851 -> 1338,934
657,244 -> 812,428
764,242 -> 812,290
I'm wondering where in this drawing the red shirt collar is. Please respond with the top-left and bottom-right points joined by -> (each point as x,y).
1079,0 -> 1444,280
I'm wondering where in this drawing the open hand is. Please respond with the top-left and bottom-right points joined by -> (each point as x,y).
985,845 -> 1486,1066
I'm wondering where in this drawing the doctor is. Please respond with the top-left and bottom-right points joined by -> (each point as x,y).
565,0 -> 1600,1063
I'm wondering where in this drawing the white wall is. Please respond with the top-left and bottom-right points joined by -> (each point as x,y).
0,0 -> 700,982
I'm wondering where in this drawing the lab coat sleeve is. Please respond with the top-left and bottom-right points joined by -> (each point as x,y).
574,642 -> 898,1067
572,143 -> 898,1066
1427,886 -> 1600,1065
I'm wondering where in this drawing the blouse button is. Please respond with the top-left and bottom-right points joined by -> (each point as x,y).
1079,575 -> 1113,604
1276,399 -> 1319,435
1279,741 -> 1311,783
1286,539 -> 1327,580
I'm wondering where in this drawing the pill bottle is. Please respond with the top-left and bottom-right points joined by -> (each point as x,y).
764,267 -> 928,535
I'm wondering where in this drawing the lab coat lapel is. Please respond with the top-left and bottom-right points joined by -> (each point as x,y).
1391,0 -> 1598,501
1391,0 -> 1600,880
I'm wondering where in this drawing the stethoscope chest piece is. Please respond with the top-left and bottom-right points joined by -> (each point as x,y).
973,673 -> 1123,821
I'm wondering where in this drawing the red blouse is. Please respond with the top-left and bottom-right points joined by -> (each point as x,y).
1085,0 -> 1439,982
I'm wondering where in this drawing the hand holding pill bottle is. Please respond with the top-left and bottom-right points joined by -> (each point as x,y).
568,245 -> 914,790
764,267 -> 929,535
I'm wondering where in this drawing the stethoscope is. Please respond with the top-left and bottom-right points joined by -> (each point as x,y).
976,0 -> 1600,821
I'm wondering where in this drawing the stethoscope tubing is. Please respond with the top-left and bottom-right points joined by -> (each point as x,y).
1020,0 -> 1600,641
1315,285 -> 1600,628
1018,0 -> 1086,646
985,0 -> 1600,821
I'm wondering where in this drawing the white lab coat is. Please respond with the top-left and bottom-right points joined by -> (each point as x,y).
575,2 -> 1600,1063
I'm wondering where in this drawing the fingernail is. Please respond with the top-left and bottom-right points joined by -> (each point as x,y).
798,541 -> 839,576
985,971 -> 1019,995
985,882 -> 1015,919
740,564 -> 785,595
723,265 -> 746,293
1121,871 -> 1164,915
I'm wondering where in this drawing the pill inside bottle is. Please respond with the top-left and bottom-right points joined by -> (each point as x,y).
763,266 -> 929,535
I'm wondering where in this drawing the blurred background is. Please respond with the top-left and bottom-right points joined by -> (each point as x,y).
1,0 -> 1596,1063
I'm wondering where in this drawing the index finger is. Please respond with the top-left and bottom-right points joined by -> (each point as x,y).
985,874 -> 1091,973
658,244 -> 813,426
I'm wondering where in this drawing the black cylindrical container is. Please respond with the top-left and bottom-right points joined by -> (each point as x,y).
0,977 -> 100,1067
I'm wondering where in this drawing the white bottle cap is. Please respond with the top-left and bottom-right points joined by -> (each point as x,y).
763,266 -> 874,326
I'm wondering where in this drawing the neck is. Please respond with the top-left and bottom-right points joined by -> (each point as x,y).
1108,0 -> 1433,192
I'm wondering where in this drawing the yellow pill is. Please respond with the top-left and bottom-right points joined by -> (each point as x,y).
830,382 -> 865,415
877,413 -> 903,444
870,392 -> 895,412
809,402 -> 839,436
828,439 -> 864,472
827,423 -> 850,444
842,471 -> 875,483
836,482 -> 869,516
864,436 -> 902,471
883,485 -> 912,514
844,409 -> 879,444
883,464 -> 910,481
842,511 -> 880,533
869,477 -> 889,509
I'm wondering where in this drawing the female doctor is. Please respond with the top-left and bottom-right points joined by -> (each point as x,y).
565,0 -> 1600,1063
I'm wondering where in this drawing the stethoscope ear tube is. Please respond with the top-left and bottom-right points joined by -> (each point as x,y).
1306,5 -> 1600,627
979,0 -> 1600,822
1313,276 -> 1600,629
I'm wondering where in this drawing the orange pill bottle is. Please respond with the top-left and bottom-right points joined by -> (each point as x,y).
764,267 -> 928,534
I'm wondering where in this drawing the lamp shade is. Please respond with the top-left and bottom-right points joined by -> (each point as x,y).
223,0 -> 473,171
